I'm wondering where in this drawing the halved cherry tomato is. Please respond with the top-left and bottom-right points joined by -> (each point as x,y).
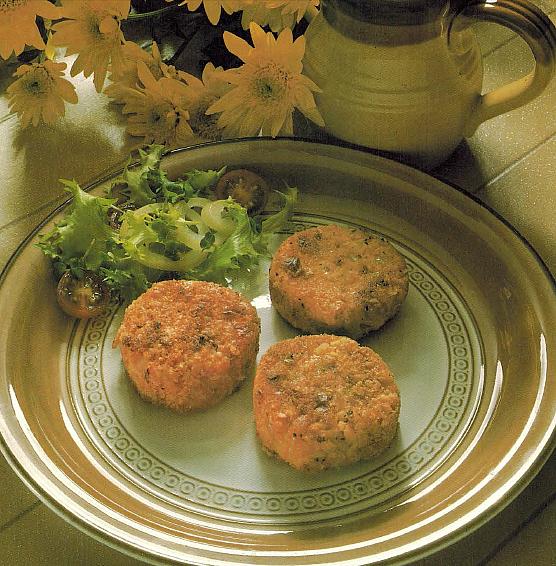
215,169 -> 269,215
56,271 -> 110,319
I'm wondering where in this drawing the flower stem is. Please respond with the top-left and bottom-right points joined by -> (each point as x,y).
126,5 -> 179,21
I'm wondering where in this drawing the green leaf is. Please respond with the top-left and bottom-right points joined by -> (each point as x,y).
99,253 -> 154,303
36,148 -> 298,306
146,168 -> 196,203
185,167 -> 226,194
40,179 -> 117,271
108,145 -> 165,206
123,146 -> 164,205
109,145 -> 222,205
190,202 -> 262,282
200,229 -> 216,250
119,204 -> 205,272
260,186 -> 298,236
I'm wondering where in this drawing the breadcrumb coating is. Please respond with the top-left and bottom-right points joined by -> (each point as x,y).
269,225 -> 409,338
253,334 -> 400,472
113,280 -> 260,411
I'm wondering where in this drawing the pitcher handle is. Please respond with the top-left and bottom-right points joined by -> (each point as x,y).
452,0 -> 556,136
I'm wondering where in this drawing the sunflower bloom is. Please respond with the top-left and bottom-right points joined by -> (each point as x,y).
121,62 -> 194,148
51,0 -> 130,92
7,60 -> 78,127
165,0 -> 238,25
208,22 -> 324,137
180,63 -> 231,142
0,0 -> 60,60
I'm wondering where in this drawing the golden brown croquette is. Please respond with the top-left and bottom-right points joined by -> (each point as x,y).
269,225 -> 409,338
113,280 -> 260,411
253,334 -> 400,472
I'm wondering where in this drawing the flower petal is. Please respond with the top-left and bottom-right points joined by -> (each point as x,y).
203,1 -> 222,25
291,33 -> 306,61
223,31 -> 252,62
249,22 -> 270,51
56,78 -> 79,104
137,61 -> 159,91
36,0 -> 62,19
280,111 -> 294,136
270,105 -> 290,137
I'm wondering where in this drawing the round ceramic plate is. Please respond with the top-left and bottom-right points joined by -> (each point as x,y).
0,139 -> 554,565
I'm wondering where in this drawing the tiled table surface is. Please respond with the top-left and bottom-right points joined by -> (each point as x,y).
0,5 -> 555,565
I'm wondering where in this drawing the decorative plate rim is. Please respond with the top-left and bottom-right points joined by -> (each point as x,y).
0,137 -> 554,566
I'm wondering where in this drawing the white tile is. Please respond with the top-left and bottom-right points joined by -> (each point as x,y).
478,135 -> 556,274
486,498 -> 556,565
0,504 -> 145,566
0,455 -> 38,529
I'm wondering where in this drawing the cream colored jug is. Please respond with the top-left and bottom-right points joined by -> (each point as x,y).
303,0 -> 556,168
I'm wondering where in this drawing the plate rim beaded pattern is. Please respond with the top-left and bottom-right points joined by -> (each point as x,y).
72,216 -> 483,523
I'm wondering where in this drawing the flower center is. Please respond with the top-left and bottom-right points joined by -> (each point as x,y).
252,63 -> 288,102
188,96 -> 221,141
23,68 -> 52,96
0,0 -> 26,13
147,102 -> 179,136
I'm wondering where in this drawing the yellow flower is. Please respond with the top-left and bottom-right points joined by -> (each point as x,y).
165,0 -> 238,25
237,0 -> 318,31
180,63 -> 231,141
272,0 -> 319,23
104,41 -> 186,103
0,0 -> 60,59
51,0 -> 130,92
7,59 -> 78,127
239,1 -> 291,33
121,62 -> 194,148
207,22 -> 324,137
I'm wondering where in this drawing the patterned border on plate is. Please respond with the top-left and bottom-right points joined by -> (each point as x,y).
76,219 -> 478,519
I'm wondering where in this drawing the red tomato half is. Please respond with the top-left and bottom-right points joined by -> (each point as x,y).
57,271 -> 110,319
215,169 -> 270,215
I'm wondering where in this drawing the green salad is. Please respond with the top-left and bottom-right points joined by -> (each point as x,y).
38,145 -> 297,318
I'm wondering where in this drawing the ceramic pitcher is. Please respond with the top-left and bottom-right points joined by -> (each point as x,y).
303,0 -> 556,168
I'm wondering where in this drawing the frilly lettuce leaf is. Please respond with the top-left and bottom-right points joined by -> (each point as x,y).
37,146 -> 298,305
119,145 -> 163,205
109,145 -> 225,205
189,201 -> 262,282
118,204 -> 206,272
38,179 -> 117,271
261,186 -> 298,237
189,187 -> 298,283
185,168 -> 226,193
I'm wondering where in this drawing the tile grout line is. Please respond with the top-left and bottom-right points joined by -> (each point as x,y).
477,490 -> 556,565
0,195 -> 66,236
0,113 -> 15,125
476,131 -> 556,192
480,33 -> 518,58
480,6 -> 556,57
0,501 -> 42,534
0,156 -> 129,237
